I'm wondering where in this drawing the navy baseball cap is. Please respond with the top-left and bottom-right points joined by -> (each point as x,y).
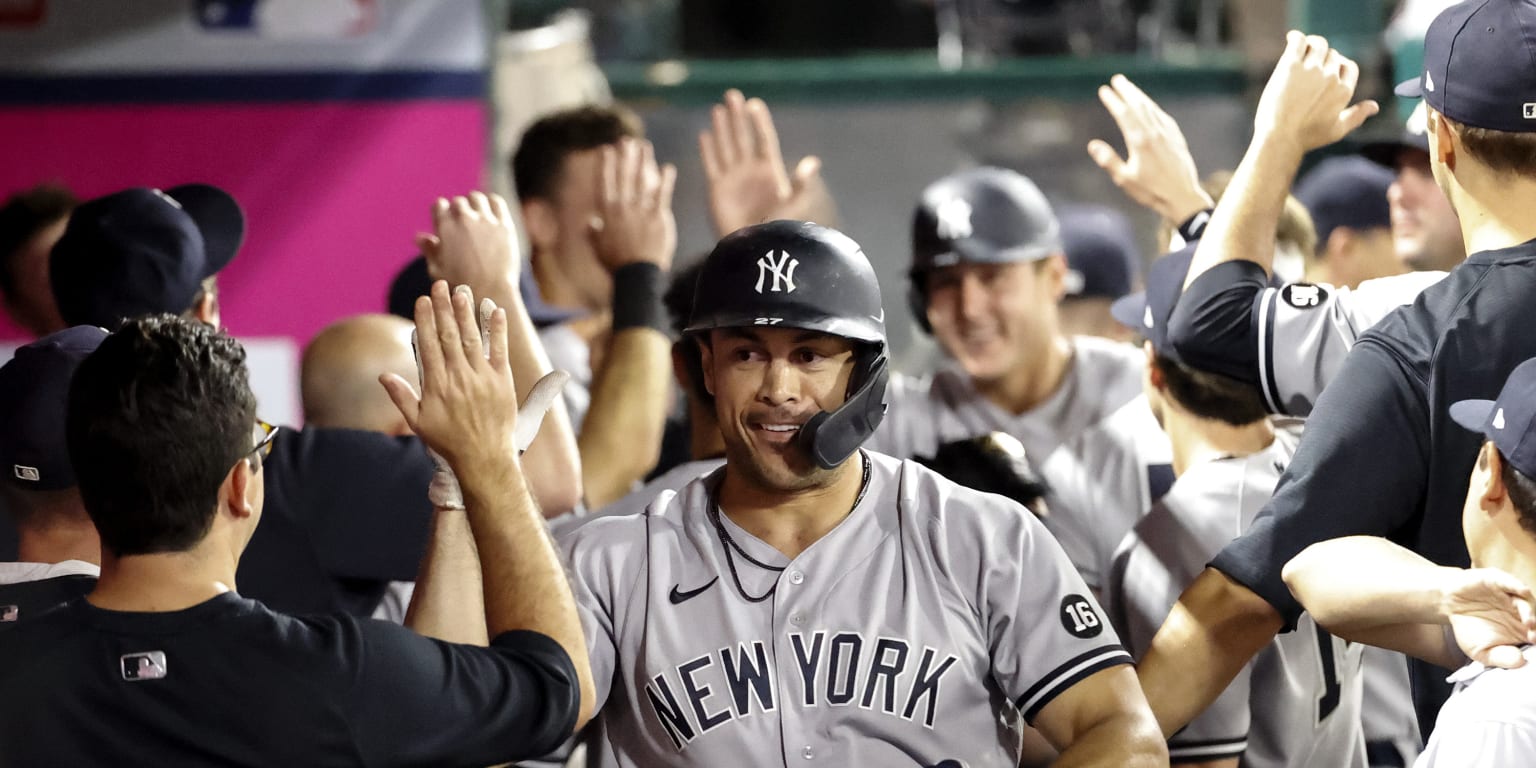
1450,357 -> 1536,477
1395,0 -> 1536,133
50,184 -> 245,328
0,326 -> 107,490
911,167 -> 1062,273
1360,102 -> 1431,167
1058,204 -> 1140,300
1111,245 -> 1193,359
1293,156 -> 1394,247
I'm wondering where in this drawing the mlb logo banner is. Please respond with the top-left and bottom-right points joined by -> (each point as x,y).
196,0 -> 377,39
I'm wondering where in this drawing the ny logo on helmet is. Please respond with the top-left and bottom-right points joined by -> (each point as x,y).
935,197 -> 973,240
755,251 -> 799,294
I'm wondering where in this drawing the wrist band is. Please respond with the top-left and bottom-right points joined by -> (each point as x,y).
1178,209 -> 1213,242
612,263 -> 669,333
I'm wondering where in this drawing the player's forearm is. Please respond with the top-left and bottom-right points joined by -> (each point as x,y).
1184,132 -> 1306,289
1051,711 -> 1168,768
578,327 -> 671,508
1284,536 -> 1449,630
502,290 -> 583,516
404,507 -> 488,645
459,459 -> 596,729
1138,568 -> 1281,737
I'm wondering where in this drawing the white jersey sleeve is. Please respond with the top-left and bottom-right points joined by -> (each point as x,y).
1257,271 -> 1445,417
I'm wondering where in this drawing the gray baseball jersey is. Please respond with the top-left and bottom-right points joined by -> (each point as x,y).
548,458 -> 725,539
538,323 -> 592,431
1040,394 -> 1173,590
1415,647 -> 1536,767
561,451 -> 1132,767
1258,271 -> 1444,417
1106,423 -> 1366,767
869,335 -> 1145,463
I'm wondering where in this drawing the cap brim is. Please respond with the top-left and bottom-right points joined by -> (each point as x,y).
1449,399 -> 1496,433
1359,136 -> 1429,167
1110,292 -> 1147,331
166,183 -> 245,276
1394,77 -> 1423,99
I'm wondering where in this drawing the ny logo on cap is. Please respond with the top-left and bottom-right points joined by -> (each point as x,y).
935,197 -> 973,240
13,465 -> 38,482
755,251 -> 799,294
1424,71 -> 1436,93
1495,408 -> 1507,430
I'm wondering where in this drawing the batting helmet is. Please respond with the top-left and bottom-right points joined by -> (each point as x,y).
908,167 -> 1061,332
687,220 -> 889,469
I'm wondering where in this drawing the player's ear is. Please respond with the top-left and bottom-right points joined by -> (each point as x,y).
224,457 -> 258,521
1040,252 -> 1069,302
522,198 -> 559,254
1480,441 -> 1511,510
697,335 -> 717,397
1324,228 -> 1352,263
1430,108 -> 1457,172
1142,341 -> 1165,388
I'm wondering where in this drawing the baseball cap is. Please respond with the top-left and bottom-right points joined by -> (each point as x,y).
1111,245 -> 1194,360
1450,357 -> 1536,477
1395,0 -> 1536,132
911,167 -> 1062,273
1058,204 -> 1140,300
0,325 -> 108,490
1293,156 -> 1394,247
50,184 -> 245,328
1360,102 -> 1431,167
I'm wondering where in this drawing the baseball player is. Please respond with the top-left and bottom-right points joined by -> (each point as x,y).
863,168 -> 1172,592
1104,248 -> 1364,767
561,220 -> 1166,766
1138,14 -> 1536,747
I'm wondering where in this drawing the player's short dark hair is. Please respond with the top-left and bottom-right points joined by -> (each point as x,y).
1153,352 -> 1269,427
1495,446 -> 1536,537
66,314 -> 256,556
1446,116 -> 1536,178
0,183 -> 77,298
511,105 -> 644,203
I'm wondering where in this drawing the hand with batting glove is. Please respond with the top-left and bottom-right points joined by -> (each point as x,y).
589,137 -> 678,274
700,89 -> 839,237
1087,75 -> 1213,226
384,282 -> 569,509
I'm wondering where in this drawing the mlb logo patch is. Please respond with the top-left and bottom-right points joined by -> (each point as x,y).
1525,103 -> 1536,120
13,465 -> 38,482
1,605 -> 17,622
121,651 -> 168,682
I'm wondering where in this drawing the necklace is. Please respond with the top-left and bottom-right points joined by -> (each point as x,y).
710,452 -> 872,603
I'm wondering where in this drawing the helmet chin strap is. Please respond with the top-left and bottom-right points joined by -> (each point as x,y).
798,352 -> 890,469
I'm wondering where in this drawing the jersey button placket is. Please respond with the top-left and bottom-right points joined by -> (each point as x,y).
789,570 -> 805,585
802,745 -> 815,760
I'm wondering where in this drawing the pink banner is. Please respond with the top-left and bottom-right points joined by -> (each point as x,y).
0,100 -> 485,341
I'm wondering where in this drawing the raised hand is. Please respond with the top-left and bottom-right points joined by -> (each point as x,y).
1087,74 -> 1212,224
381,282 -> 519,477
1254,31 -> 1379,153
416,192 -> 521,292
700,89 -> 838,236
1444,567 -> 1536,669
589,137 -> 678,273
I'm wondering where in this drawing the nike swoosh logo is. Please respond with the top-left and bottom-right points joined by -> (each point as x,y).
668,577 -> 719,605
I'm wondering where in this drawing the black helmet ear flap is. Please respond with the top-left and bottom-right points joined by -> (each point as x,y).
798,352 -> 889,469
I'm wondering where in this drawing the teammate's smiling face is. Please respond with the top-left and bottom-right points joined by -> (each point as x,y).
700,327 -> 857,492
1388,149 -> 1463,273
925,256 -> 1065,382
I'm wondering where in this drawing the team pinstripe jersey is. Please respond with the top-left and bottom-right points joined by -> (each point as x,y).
1106,423 -> 1366,767
868,335 -> 1145,463
1255,271 -> 1444,417
561,451 -> 1132,767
